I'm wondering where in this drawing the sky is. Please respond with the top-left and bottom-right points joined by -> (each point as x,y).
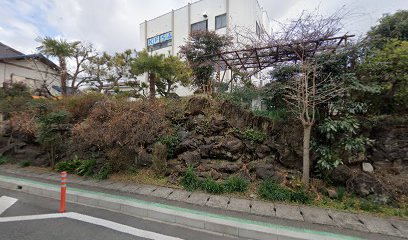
0,0 -> 407,55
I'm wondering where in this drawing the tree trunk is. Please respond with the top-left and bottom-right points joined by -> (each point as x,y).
302,123 -> 312,188
149,72 -> 156,100
59,57 -> 68,96
166,80 -> 172,97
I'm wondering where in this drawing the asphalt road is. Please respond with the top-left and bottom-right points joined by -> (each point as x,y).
0,187 -> 242,240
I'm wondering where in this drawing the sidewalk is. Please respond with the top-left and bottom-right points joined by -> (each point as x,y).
0,165 -> 407,240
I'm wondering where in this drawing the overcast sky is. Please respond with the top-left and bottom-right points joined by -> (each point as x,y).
1,0 -> 407,55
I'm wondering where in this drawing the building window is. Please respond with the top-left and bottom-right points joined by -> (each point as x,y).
215,14 -> 227,30
191,20 -> 208,32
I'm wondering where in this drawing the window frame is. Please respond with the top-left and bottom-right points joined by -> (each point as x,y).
215,13 -> 227,30
191,20 -> 208,32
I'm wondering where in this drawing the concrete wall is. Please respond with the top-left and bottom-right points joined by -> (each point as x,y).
0,59 -> 60,95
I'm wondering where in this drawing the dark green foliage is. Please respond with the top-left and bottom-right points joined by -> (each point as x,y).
290,189 -> 313,204
253,109 -> 288,122
36,110 -> 70,167
95,165 -> 110,180
181,168 -> 249,194
152,142 -> 168,175
258,180 -> 292,202
258,179 -> 313,204
337,187 -> 346,201
55,157 -> 82,173
241,128 -> 266,144
357,40 -> 408,114
270,64 -> 300,82
220,86 -> 259,108
230,128 -> 266,144
356,11 -> 408,114
0,82 -> 32,114
218,82 -> 229,93
76,159 -> 97,177
223,176 -> 249,193
181,166 -> 201,191
56,157 -> 110,179
159,134 -> 180,159
19,161 -> 31,168
0,156 -> 9,165
131,50 -> 191,98
179,31 -> 232,89
314,116 -> 374,172
201,177 -> 225,194
360,200 -> 381,212
367,10 -> 408,46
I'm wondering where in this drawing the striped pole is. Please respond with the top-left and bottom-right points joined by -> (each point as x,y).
58,171 -> 67,213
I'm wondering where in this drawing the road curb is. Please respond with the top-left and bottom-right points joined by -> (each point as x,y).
0,174 -> 363,240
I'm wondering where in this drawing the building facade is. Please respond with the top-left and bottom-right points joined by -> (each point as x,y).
139,0 -> 271,96
0,42 -> 61,135
0,42 -> 60,96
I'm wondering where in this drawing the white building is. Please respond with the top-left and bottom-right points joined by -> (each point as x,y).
139,0 -> 271,96
0,42 -> 60,96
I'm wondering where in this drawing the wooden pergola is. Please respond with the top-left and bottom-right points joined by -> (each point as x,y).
212,34 -> 354,84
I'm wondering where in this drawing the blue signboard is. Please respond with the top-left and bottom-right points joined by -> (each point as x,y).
147,32 -> 172,46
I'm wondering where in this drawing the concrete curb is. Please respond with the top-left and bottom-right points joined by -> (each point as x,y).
0,174 -> 362,240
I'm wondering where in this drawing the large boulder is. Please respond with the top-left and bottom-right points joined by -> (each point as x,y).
186,97 -> 209,116
330,165 -> 355,185
197,160 -> 242,174
255,163 -> 285,183
178,151 -> 201,167
208,115 -> 229,135
255,163 -> 274,180
176,135 -> 203,153
274,122 -> 303,170
217,161 -> 242,173
135,149 -> 152,167
255,145 -> 271,159
368,116 -> 408,166
347,172 -> 393,200
210,135 -> 244,161
221,136 -> 244,153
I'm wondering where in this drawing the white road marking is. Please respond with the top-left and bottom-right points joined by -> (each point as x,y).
0,212 -> 183,240
0,196 -> 18,215
66,212 -> 183,240
0,213 -> 64,222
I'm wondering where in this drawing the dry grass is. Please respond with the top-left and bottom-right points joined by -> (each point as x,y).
109,169 -> 181,189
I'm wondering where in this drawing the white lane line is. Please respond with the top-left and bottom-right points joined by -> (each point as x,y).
0,212 -> 183,240
0,196 -> 18,215
65,212 -> 184,240
0,213 -> 65,222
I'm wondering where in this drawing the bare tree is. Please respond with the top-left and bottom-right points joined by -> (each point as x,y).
280,11 -> 348,187
29,57 -> 60,97
69,42 -> 97,91
284,61 -> 345,187
83,52 -> 111,92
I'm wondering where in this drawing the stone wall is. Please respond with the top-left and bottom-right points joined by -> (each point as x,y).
369,116 -> 408,166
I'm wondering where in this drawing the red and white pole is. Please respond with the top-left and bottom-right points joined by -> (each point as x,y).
59,171 -> 67,213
